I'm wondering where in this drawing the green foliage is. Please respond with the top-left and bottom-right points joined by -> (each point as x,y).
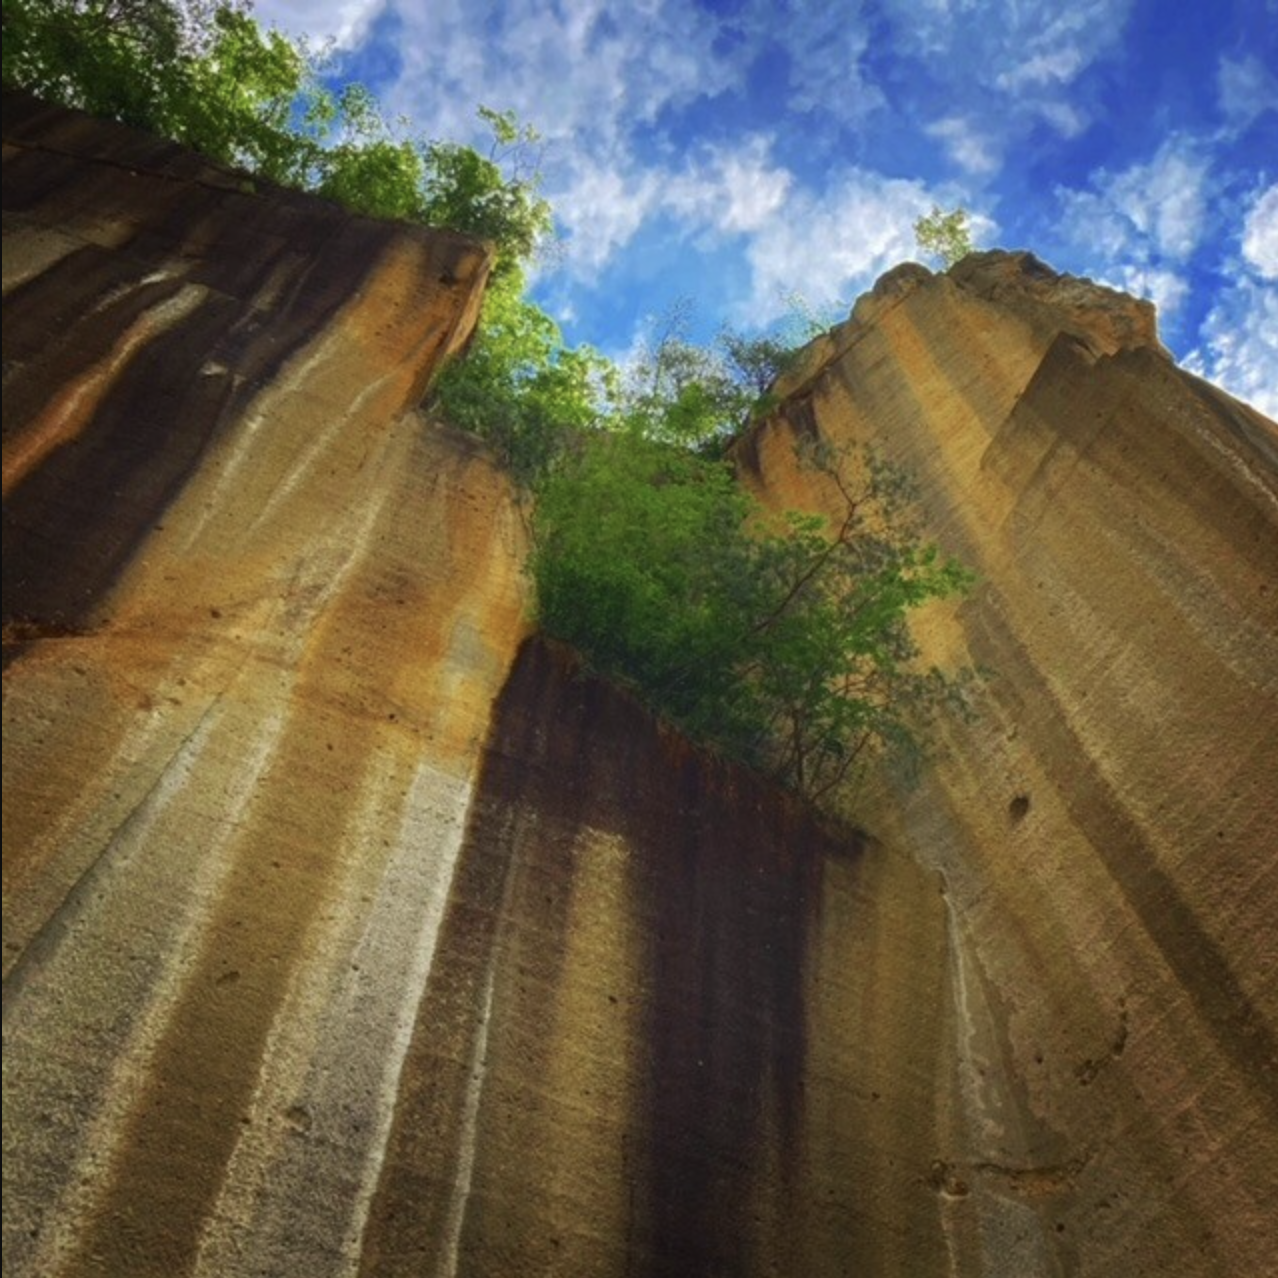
914,204 -> 973,268
4,0 -> 314,177
616,303 -> 805,451
436,284 -> 975,803
2,0 -> 551,268
432,291 -> 815,489
417,110 -> 551,273
778,289 -> 844,342
531,433 -> 974,800
532,436 -> 762,748
718,328 -> 801,398
429,270 -> 613,483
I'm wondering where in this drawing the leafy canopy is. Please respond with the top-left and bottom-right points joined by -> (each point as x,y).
429,268 -> 614,483
2,0 -> 551,270
914,204 -> 973,268
531,433 -> 974,801
432,289 -> 976,803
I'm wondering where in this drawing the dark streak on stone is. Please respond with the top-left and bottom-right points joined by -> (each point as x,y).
3,91 -> 481,658
2,261 -> 242,633
968,581 -> 1278,1126
362,638 -> 859,1276
358,638 -> 616,1277
638,723 -> 834,1278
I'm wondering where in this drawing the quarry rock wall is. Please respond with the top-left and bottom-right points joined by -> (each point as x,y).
739,250 -> 1278,1276
4,97 -> 1276,1277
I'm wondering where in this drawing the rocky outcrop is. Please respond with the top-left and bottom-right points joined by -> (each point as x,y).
2,94 -> 527,1277
4,98 -> 1276,1278
740,250 -> 1278,1276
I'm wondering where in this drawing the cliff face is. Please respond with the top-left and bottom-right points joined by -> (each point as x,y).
4,98 -> 1277,1278
2,94 -> 527,1277
740,251 -> 1278,1275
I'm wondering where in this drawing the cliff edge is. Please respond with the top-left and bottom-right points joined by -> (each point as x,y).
742,248 -> 1278,1276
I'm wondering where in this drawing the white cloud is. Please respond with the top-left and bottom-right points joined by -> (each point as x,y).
873,0 -> 1135,165
1183,183 -> 1278,419
1185,276 -> 1278,419
552,161 -> 662,276
995,45 -> 1086,92
883,0 -> 1132,100
1054,139 -> 1217,333
761,2 -> 885,119
253,0 -> 386,47
1217,54 -> 1278,130
1241,184 -> 1278,280
257,0 -> 745,161
549,137 -> 796,282
662,137 -> 794,235
1103,265 -> 1189,316
1056,138 -> 1210,290
1035,101 -> 1089,139
925,117 -> 999,175
737,171 -> 948,324
1106,141 -> 1209,260
1056,187 -> 1140,261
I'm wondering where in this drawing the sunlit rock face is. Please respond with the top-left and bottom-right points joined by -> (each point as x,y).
5,98 -> 1277,1278
740,250 -> 1278,1276
2,94 -> 527,1277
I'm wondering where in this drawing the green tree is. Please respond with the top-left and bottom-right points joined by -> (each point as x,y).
417,107 -> 550,273
531,433 -> 974,800
429,269 -> 612,483
3,0 -> 312,176
914,204 -> 973,267
436,286 -> 975,803
3,0 -> 551,268
531,436 -> 763,747
615,304 -> 808,452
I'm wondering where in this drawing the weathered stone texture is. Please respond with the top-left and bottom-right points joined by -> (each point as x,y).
3,95 -> 528,1278
741,252 -> 1278,1276
4,98 -> 1277,1278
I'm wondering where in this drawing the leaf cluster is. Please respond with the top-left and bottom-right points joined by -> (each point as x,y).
913,204 -> 973,268
2,0 -> 551,269
531,434 -> 975,800
433,285 -> 976,804
617,304 -> 803,451
429,270 -> 614,483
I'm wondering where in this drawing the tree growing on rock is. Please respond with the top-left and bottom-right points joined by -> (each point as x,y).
530,433 -> 975,802
914,204 -> 973,267
2,0 -> 550,270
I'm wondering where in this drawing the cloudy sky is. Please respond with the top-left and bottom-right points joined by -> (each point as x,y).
254,0 -> 1277,416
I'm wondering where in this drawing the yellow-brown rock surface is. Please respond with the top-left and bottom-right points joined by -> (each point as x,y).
4,97 -> 1277,1278
739,251 -> 1278,1275
3,93 -> 526,1277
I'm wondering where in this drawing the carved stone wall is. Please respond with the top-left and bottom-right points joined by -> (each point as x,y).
5,99 -> 1276,1277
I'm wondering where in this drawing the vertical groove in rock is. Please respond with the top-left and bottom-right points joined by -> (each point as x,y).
742,253 -> 1278,1276
4,100 -> 1276,1278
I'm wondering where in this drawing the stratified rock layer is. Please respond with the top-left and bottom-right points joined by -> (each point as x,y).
4,98 -> 1277,1278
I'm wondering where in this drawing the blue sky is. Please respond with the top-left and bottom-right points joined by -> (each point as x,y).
254,0 -> 1277,417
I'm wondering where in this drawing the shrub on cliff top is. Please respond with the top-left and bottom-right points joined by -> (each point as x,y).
2,0 -> 550,271
914,204 -> 973,268
531,433 -> 975,801
431,289 -> 976,802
